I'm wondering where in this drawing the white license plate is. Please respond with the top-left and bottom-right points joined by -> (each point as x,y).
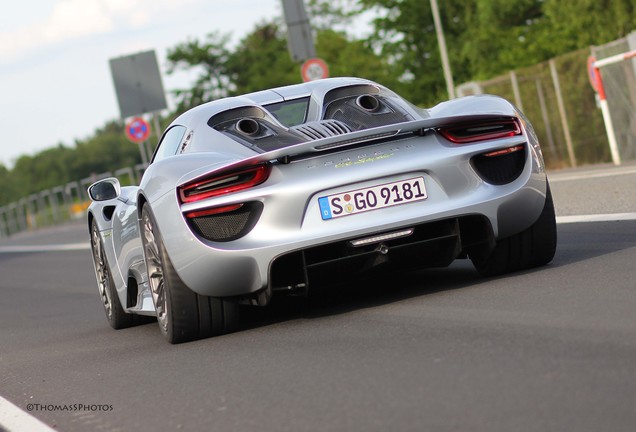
318,177 -> 427,220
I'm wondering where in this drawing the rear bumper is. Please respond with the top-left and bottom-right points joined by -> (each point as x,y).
150,131 -> 548,298
153,177 -> 546,299
268,215 -> 491,296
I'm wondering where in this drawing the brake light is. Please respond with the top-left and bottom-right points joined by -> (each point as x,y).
178,164 -> 270,204
437,119 -> 521,144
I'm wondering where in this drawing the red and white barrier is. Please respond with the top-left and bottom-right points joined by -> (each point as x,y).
589,50 -> 636,166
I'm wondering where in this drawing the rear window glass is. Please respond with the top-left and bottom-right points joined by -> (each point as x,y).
264,98 -> 309,127
153,125 -> 186,162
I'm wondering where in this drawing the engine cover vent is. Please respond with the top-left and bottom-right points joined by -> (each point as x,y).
290,120 -> 352,141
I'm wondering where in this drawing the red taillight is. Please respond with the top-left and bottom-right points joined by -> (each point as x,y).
178,164 -> 270,204
437,119 -> 521,144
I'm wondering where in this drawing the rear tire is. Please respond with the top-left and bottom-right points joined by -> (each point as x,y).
141,204 -> 239,344
90,219 -> 135,329
470,182 -> 557,276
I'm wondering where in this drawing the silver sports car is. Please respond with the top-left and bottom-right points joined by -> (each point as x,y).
88,77 -> 556,343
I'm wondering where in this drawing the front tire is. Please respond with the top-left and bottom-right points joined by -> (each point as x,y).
470,182 -> 557,276
90,220 -> 135,329
141,204 -> 239,344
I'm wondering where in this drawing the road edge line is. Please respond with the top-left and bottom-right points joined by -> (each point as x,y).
0,396 -> 56,432
0,243 -> 90,253
557,213 -> 636,224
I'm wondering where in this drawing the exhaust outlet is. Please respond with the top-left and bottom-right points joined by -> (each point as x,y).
236,118 -> 260,136
355,94 -> 381,112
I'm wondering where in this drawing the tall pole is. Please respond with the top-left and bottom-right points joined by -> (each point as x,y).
282,0 -> 316,62
549,59 -> 577,167
430,0 -> 455,99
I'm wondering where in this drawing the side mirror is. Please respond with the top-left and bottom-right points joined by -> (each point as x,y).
88,178 -> 121,201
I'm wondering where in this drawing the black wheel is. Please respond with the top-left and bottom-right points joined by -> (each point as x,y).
90,219 -> 135,329
470,182 -> 557,276
141,204 -> 239,344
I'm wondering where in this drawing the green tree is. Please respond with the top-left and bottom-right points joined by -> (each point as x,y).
458,0 -> 547,78
355,0 -> 549,104
353,0 -> 464,105
307,0 -> 361,30
0,120 -> 141,206
315,29 -> 396,87
165,19 -> 395,102
541,0 -> 636,53
0,163 -> 19,205
353,0 -> 635,103
226,23 -> 299,95
166,31 -> 234,111
10,144 -> 76,197
72,121 -> 141,178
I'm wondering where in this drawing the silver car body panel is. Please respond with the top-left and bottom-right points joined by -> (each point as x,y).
88,77 -> 547,314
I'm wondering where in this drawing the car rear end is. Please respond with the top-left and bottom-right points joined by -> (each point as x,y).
156,101 -> 547,303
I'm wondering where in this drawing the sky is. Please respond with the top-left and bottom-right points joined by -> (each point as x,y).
0,0 -> 289,167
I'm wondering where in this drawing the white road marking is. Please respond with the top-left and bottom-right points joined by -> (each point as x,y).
0,396 -> 56,432
0,243 -> 90,253
556,213 -> 636,224
549,166 -> 636,183
1,213 -> 636,255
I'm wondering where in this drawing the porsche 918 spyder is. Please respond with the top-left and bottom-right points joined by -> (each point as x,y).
88,77 -> 556,343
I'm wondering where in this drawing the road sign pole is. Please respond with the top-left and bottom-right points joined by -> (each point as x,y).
139,141 -> 148,166
282,0 -> 316,62
430,0 -> 455,99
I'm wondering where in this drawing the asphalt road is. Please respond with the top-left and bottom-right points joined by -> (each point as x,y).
1,163 -> 635,432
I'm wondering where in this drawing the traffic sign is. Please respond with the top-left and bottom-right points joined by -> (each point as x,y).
301,58 -> 329,82
125,117 -> 151,144
110,50 -> 167,119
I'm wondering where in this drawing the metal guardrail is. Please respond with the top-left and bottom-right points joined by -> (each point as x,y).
0,164 -> 147,239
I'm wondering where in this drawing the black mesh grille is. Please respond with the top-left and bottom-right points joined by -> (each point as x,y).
187,202 -> 263,242
471,147 -> 526,185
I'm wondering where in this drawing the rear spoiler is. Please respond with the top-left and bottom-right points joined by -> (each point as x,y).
180,113 -> 518,185
245,113 -> 514,163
